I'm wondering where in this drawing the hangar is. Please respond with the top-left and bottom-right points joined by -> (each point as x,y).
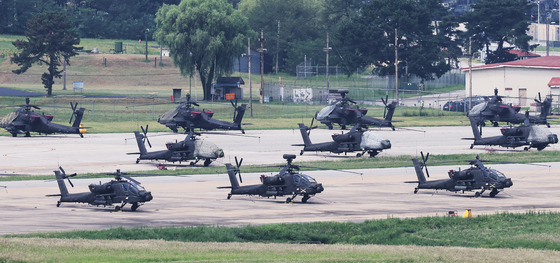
464,56 -> 560,108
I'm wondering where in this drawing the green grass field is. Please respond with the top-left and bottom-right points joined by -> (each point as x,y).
3,212 -> 560,262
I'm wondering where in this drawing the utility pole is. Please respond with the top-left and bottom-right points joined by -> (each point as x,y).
145,29 -> 149,62
276,20 -> 280,74
468,36 -> 473,110
394,28 -> 399,103
257,30 -> 267,104
62,58 -> 66,90
324,32 -> 332,95
242,38 -> 253,117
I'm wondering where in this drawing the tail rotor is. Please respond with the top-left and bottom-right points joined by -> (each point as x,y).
69,102 -> 79,124
140,125 -> 152,148
381,95 -> 389,118
420,151 -> 430,178
234,156 -> 243,183
59,166 -> 76,187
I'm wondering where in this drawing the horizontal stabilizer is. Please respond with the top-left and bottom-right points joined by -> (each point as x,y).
126,152 -> 141,155
217,186 -> 232,189
45,194 -> 62,197
404,181 -> 419,184
291,144 -> 306,146
461,138 -> 475,140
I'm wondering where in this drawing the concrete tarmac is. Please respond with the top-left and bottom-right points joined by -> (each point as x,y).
1,126 -> 560,234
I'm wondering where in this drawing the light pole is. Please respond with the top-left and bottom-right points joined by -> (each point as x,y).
145,29 -> 149,62
242,38 -> 253,117
538,1 -> 540,43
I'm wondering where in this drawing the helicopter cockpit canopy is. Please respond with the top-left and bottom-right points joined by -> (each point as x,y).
293,173 -> 317,187
468,102 -> 487,116
316,104 -> 336,121
487,168 -> 506,180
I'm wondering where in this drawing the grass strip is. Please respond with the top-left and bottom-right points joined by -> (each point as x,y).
6,211 -> 560,251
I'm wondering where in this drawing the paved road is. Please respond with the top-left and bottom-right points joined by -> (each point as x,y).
1,127 -> 560,234
2,126 -> 559,175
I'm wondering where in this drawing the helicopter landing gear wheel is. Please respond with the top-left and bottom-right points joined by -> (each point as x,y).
368,151 -> 378,158
300,150 -> 304,156
136,158 -> 140,164
301,194 -> 310,203
79,133 -> 84,138
327,124 -> 333,130
189,162 -> 195,166
470,144 -> 474,149
131,202 -> 139,211
25,131 -> 30,137
340,125 -> 346,130
489,188 -> 498,198
11,132 -> 17,137
203,159 -> 212,167
227,193 -> 232,199
474,192 -> 481,198
56,201 -> 61,207
414,188 -> 418,194
285,197 -> 292,203
114,206 -> 121,212
524,147 -> 529,151
356,153 -> 362,157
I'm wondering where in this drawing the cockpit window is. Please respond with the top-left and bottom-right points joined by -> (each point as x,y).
488,169 -> 506,179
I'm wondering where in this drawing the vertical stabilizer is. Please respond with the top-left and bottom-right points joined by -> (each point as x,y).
72,108 -> 85,128
540,97 -> 552,119
134,131 -> 148,155
411,158 -> 427,183
54,170 -> 69,196
469,118 -> 482,140
297,123 -> 312,146
234,104 -> 247,124
225,163 -> 240,189
384,101 -> 397,122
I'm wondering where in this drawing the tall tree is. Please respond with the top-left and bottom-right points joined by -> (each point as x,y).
463,0 -> 534,64
238,0 -> 323,74
155,0 -> 254,100
11,11 -> 81,97
333,0 -> 452,81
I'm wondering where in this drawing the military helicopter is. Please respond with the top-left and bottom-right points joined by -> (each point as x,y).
466,115 -> 558,151
130,125 -> 224,166
315,90 -> 397,130
47,167 -> 153,211
0,98 -> 87,137
406,152 -> 513,197
468,89 -> 552,128
158,94 -> 248,133
219,154 -> 324,203
293,122 -> 391,157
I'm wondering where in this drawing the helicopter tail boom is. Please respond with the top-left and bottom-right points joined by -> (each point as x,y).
233,104 -> 247,125
384,101 -> 397,122
469,118 -> 482,140
54,170 -> 69,197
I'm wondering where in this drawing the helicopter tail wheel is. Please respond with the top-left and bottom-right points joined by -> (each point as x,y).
11,132 -> 17,137
414,188 -> 418,194
489,188 -> 498,198
327,124 -> 333,130
114,206 -> 121,212
136,158 -> 140,164
56,201 -> 61,207
300,150 -> 304,156
227,193 -> 232,199
356,152 -> 362,157
79,133 -> 84,138
470,144 -> 474,149
131,202 -> 139,211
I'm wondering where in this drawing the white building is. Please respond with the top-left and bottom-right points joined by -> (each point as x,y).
464,56 -> 560,107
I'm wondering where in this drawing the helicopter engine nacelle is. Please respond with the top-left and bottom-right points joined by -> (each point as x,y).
262,175 -> 284,185
448,170 -> 473,181
358,108 -> 368,115
500,127 -> 522,136
332,133 -> 354,142
89,183 -> 113,194
166,142 -> 186,151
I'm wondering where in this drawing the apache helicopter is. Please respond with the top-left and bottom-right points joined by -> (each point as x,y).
406,152 -> 513,197
293,122 -> 391,157
47,167 -> 153,211
468,89 -> 552,128
466,115 -> 558,151
315,90 -> 397,130
158,94 -> 248,133
219,154 -> 325,203
0,98 -> 86,137
130,125 -> 224,166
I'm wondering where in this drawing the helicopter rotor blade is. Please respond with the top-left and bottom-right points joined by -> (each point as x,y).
121,174 -> 142,185
234,156 -> 243,183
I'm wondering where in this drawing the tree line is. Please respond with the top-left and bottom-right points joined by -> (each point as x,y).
7,0 -> 534,99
